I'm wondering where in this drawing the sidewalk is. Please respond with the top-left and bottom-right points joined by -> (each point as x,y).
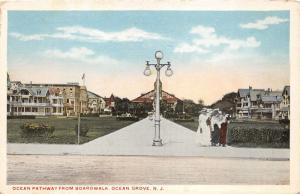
7,118 -> 290,160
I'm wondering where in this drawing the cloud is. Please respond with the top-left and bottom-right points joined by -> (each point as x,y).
174,25 -> 260,54
10,32 -> 46,41
240,16 -> 288,30
174,43 -> 210,54
43,47 -> 119,65
10,26 -> 166,42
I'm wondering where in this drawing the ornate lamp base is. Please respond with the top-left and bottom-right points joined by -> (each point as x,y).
152,139 -> 163,146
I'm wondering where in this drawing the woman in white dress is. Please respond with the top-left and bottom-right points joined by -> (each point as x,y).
196,109 -> 219,146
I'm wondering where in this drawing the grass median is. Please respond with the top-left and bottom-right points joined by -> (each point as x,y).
7,116 -> 138,144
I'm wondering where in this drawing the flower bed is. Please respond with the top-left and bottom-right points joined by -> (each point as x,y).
20,123 -> 55,137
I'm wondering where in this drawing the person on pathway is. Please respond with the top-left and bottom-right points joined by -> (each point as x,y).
210,112 -> 227,146
211,123 -> 219,146
220,114 -> 229,147
219,117 -> 228,147
196,108 -> 218,146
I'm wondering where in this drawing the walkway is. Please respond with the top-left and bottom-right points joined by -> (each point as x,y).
7,118 -> 289,160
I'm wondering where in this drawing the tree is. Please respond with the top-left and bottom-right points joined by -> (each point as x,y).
115,98 -> 131,113
198,99 -> 204,107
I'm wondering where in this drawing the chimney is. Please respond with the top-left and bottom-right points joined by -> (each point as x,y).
249,86 -> 252,90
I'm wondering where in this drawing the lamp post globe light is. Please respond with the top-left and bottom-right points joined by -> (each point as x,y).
144,50 -> 173,146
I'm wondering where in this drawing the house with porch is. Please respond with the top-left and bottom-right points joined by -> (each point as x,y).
279,85 -> 290,119
7,85 -> 64,116
87,91 -> 106,114
235,86 -> 283,120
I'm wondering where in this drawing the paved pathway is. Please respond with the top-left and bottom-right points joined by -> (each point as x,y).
7,118 -> 289,160
7,155 -> 289,185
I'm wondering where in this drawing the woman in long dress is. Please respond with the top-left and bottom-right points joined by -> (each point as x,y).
196,109 -> 216,146
210,113 -> 228,146
219,114 -> 229,146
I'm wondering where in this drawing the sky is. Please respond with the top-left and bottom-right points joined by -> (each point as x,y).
7,11 -> 290,105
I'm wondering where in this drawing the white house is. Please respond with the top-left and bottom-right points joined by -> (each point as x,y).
235,86 -> 283,120
7,85 -> 64,116
87,91 -> 106,114
279,85 -> 290,119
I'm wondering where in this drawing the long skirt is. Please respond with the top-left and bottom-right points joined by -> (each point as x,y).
211,124 -> 219,145
219,122 -> 228,145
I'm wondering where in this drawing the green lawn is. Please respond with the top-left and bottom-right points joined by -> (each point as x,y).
173,117 -> 289,148
7,116 -> 138,144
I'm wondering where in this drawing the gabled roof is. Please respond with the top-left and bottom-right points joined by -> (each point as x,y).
237,89 -> 249,98
261,95 -> 282,103
87,91 -> 103,99
19,86 -> 49,97
249,89 -> 264,101
29,87 -> 49,97
131,90 -> 181,103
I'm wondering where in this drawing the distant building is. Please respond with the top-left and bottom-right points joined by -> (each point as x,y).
103,94 -> 119,113
80,86 -> 89,114
23,83 -> 87,116
7,86 -> 64,116
235,86 -> 283,120
131,90 -> 182,112
87,91 -> 106,114
279,86 -> 290,119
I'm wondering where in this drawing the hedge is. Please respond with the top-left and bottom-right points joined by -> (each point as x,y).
227,122 -> 289,146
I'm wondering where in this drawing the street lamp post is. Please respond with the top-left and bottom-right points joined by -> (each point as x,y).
77,101 -> 81,145
144,51 -> 173,146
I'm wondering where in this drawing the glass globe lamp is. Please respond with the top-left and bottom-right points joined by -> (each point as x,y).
165,67 -> 173,77
143,66 -> 151,76
155,51 -> 163,60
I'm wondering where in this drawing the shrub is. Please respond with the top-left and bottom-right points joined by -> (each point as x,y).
20,122 -> 55,137
74,123 -> 89,137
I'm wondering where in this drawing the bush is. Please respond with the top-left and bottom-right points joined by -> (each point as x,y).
227,122 -> 289,147
20,122 -> 55,137
74,123 -> 89,137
